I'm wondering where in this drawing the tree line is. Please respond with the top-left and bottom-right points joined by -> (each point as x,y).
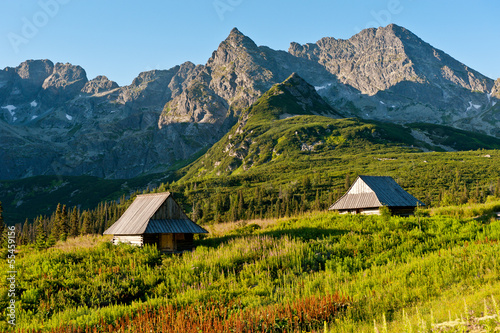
2,172 -> 500,250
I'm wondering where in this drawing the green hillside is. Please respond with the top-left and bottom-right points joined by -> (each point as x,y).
180,74 -> 500,182
167,75 -> 500,224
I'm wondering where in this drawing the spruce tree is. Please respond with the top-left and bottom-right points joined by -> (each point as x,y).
35,218 -> 47,250
302,176 -> 311,190
314,189 -> 320,210
344,173 -> 351,190
460,185 -> 469,204
69,208 -> 79,237
237,190 -> 244,219
52,203 -> 63,240
46,233 -> 56,247
19,219 -> 30,245
81,212 -> 91,235
59,205 -> 69,241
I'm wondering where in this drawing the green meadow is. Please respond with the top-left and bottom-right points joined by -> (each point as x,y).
2,200 -> 500,332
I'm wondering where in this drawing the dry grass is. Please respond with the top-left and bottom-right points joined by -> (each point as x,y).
203,210 -> 334,237
50,234 -> 113,251
204,217 -> 280,237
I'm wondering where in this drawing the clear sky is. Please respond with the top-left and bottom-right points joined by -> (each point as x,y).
1,0 -> 499,86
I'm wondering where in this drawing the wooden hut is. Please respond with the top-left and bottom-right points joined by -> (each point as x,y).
329,176 -> 424,216
103,192 -> 207,252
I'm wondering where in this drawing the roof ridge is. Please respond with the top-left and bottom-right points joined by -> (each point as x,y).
136,192 -> 171,197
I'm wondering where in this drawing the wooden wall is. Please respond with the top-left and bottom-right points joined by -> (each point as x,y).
151,197 -> 189,220
112,232 -> 195,252
338,208 -> 380,215
112,235 -> 143,246
389,207 -> 416,216
175,233 -> 194,252
140,233 -> 195,252
349,179 -> 372,194
338,207 -> 416,216
143,234 -> 159,246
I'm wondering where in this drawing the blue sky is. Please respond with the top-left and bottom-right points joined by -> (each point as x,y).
1,0 -> 499,86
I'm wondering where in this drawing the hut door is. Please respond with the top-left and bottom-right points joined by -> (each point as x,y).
160,234 -> 174,251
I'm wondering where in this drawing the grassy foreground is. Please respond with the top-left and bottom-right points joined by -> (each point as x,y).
1,201 -> 500,332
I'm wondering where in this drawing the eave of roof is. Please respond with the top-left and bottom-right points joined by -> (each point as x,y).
145,219 -> 208,234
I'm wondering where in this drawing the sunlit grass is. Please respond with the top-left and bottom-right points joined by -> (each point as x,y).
2,205 -> 500,332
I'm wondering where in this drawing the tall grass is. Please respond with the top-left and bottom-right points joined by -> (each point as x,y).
2,209 -> 500,332
428,197 -> 500,219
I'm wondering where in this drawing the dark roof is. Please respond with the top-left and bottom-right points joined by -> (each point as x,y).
146,219 -> 208,234
329,176 -> 424,210
104,192 -> 207,235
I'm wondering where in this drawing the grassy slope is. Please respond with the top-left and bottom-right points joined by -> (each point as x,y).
172,82 -> 500,223
2,201 -> 500,332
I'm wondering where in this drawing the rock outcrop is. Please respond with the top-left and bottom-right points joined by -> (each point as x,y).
492,79 -> 500,99
82,76 -> 119,95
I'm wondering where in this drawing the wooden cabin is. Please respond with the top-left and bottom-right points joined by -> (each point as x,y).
329,176 -> 424,216
103,192 -> 208,252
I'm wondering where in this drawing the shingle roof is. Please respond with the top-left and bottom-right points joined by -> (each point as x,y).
103,192 -> 207,235
329,176 -> 424,210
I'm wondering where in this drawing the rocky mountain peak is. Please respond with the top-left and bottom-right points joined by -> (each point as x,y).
41,62 -> 88,104
281,72 -> 308,85
246,72 -> 341,121
278,72 -> 326,101
208,28 -> 260,66
82,75 -> 119,94
12,59 -> 54,82
229,27 -> 243,36
225,27 -> 258,49
0,59 -> 55,102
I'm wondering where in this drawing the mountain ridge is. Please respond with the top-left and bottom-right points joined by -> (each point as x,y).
1,24 -> 499,181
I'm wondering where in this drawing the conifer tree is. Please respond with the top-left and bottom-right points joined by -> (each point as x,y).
81,212 -> 91,235
59,205 -> 69,241
19,219 -> 30,245
314,189 -> 320,210
237,190 -> 244,219
46,233 -> 56,247
328,192 -> 334,207
302,176 -> 311,190
344,173 -> 351,190
35,218 -> 47,250
52,203 -> 63,240
460,184 -> 469,204
69,208 -> 80,237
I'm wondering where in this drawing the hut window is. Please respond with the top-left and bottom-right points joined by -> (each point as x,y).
175,233 -> 185,240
